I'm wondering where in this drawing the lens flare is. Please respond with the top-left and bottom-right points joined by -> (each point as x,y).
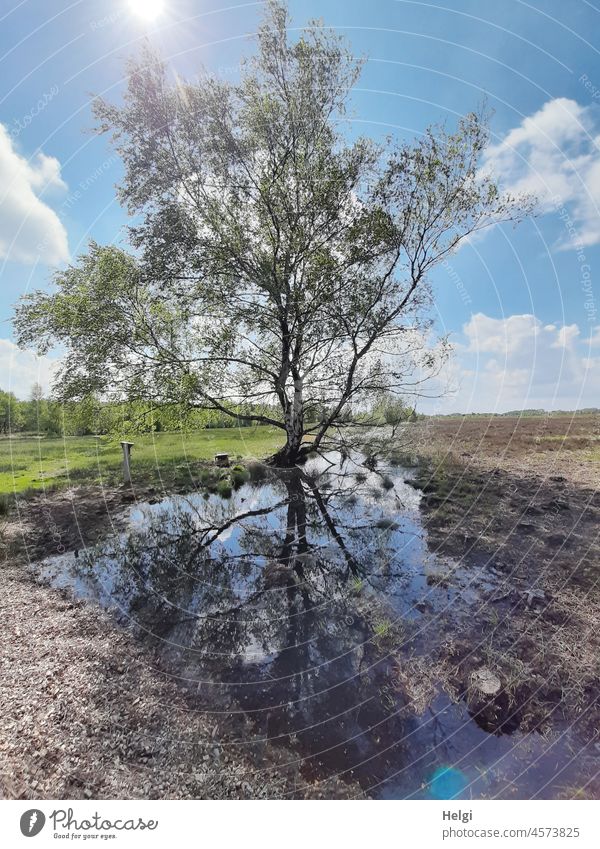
128,0 -> 165,21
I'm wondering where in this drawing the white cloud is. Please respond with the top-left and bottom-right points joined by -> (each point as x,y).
423,312 -> 600,413
586,325 -> 600,346
0,338 -> 60,398
463,312 -> 544,353
0,124 -> 69,265
552,323 -> 580,348
482,98 -> 600,248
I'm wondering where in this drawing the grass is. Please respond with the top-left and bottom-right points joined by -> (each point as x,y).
0,427 -> 284,496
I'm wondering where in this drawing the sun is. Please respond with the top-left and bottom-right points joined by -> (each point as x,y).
128,0 -> 165,21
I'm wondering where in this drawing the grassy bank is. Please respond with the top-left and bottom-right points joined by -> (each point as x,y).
0,427 -> 284,497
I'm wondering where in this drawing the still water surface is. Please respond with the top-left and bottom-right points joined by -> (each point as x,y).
35,453 -> 597,798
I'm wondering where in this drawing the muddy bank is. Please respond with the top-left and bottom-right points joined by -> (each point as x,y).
3,481 -> 190,564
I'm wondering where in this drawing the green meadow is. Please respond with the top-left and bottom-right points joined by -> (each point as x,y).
0,427 -> 284,497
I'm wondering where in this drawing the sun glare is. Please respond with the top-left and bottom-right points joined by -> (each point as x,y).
128,0 -> 165,21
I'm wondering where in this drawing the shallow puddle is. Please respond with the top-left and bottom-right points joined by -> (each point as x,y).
34,453 -> 598,798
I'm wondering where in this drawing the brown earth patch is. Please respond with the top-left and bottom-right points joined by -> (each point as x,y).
390,416 -> 600,743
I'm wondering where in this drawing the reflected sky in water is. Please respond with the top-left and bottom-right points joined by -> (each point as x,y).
35,453 -> 598,798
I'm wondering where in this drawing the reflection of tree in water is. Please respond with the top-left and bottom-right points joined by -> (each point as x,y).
51,459 -> 600,799
86,464 -> 417,790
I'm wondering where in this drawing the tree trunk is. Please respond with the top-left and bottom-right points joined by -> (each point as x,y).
271,376 -> 305,466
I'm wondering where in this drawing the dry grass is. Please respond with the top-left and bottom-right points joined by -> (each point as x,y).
409,414 -> 600,488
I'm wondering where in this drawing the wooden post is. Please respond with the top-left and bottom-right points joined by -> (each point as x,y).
120,441 -> 134,483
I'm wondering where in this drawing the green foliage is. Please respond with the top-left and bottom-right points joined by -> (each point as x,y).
0,390 -> 24,434
0,381 -> 277,439
364,393 -> 413,426
231,466 -> 251,488
373,618 -> 392,639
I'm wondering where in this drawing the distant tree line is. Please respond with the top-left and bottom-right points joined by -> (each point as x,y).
0,383 -> 273,437
0,384 -> 419,438
2,383 -> 591,438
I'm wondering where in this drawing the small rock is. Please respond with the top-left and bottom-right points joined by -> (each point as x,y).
471,667 -> 502,695
523,588 -> 547,609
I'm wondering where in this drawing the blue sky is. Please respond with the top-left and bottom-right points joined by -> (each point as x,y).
1,0 -> 599,411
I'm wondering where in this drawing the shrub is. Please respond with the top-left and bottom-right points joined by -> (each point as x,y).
231,467 -> 250,488
216,479 -> 232,499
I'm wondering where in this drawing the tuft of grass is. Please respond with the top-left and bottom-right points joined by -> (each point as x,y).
351,577 -> 363,595
0,493 -> 13,516
216,479 -> 233,499
231,466 -> 250,488
557,786 -> 597,800
373,618 -> 392,639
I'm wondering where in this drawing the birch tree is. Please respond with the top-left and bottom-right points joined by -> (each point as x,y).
16,1 -> 532,464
